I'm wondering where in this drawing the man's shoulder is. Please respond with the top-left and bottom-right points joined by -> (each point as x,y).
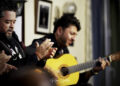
43,33 -> 54,39
33,34 -> 54,43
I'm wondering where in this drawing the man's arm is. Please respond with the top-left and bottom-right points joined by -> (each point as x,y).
25,39 -> 57,67
0,50 -> 17,75
76,58 -> 110,85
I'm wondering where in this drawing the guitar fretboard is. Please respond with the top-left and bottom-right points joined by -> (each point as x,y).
68,60 -> 96,74
67,57 -> 110,74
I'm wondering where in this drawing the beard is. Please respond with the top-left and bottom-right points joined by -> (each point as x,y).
60,36 -> 74,47
5,29 -> 13,40
59,36 -> 67,47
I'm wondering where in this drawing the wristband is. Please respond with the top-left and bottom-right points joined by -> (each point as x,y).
108,55 -> 112,62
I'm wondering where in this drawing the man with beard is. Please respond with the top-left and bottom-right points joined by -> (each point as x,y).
27,14 -> 110,86
0,1 -> 57,79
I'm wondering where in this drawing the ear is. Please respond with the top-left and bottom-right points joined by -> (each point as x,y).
56,26 -> 63,35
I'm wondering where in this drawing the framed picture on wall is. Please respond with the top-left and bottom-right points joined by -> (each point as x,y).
14,4 -> 25,43
35,0 -> 52,34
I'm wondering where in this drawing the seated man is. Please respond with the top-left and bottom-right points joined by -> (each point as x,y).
27,14 -> 110,86
0,0 -> 57,82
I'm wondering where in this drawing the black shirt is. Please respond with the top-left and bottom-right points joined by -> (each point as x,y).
26,34 -> 69,57
0,32 -> 39,68
26,34 -> 91,86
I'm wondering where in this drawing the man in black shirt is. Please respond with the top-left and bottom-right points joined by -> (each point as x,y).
0,1 -> 56,77
27,14 -> 110,86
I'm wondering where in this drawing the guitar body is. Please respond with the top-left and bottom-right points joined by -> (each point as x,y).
45,52 -> 120,86
45,54 -> 79,86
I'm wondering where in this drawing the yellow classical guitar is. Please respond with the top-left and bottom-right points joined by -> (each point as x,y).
46,54 -> 79,86
45,52 -> 120,86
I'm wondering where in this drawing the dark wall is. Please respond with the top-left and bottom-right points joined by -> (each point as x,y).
110,0 -> 120,86
91,0 -> 120,86
91,0 -> 105,86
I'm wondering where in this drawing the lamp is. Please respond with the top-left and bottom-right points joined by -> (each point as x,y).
63,2 -> 77,15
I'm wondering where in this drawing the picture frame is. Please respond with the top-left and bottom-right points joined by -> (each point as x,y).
35,0 -> 52,34
14,4 -> 25,43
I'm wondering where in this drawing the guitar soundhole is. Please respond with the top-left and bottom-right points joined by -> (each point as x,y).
60,67 -> 69,76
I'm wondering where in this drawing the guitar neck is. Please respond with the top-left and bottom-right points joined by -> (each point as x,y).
67,57 -> 110,74
67,60 -> 96,74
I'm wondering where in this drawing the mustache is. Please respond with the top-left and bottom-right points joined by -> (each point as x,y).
7,29 -> 13,32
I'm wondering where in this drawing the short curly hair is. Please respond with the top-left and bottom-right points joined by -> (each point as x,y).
0,1 -> 18,18
53,14 -> 81,33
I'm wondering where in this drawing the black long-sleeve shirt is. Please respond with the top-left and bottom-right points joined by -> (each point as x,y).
0,32 -> 40,67
26,34 -> 91,86
0,32 -> 44,85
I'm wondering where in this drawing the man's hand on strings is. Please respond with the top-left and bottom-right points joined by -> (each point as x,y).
92,57 -> 110,74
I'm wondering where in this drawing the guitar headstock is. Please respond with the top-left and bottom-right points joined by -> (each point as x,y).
109,51 -> 120,62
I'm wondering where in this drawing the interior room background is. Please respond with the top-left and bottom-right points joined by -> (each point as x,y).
14,0 -> 120,86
